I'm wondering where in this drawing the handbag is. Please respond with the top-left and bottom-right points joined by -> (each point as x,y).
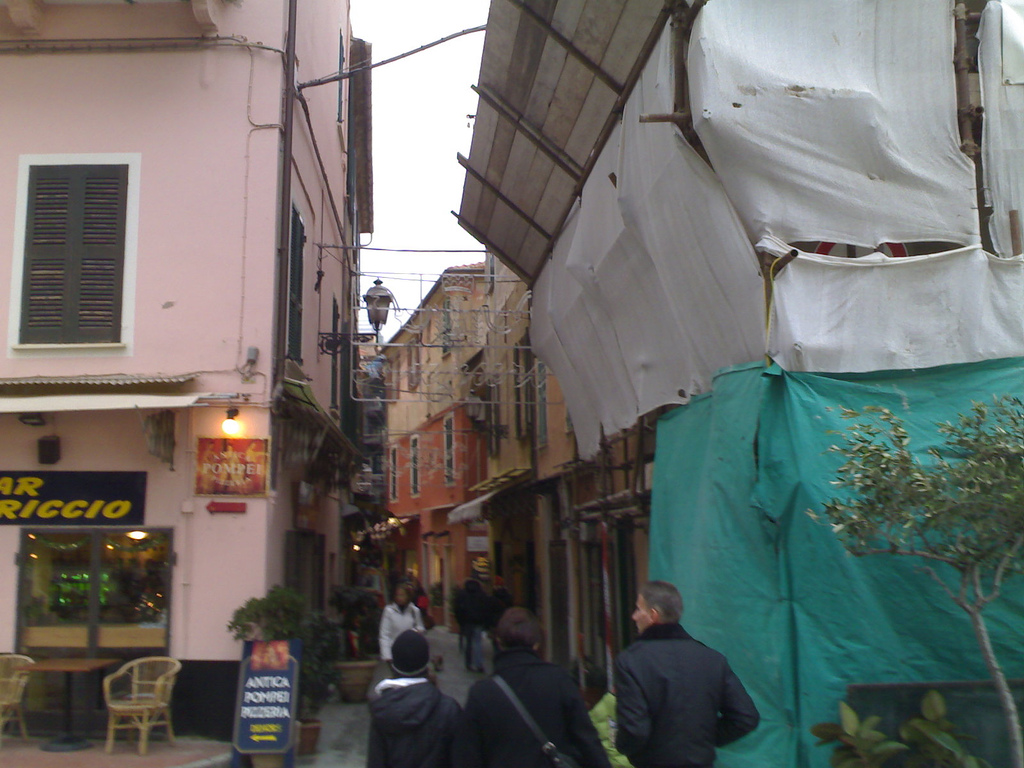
493,675 -> 581,768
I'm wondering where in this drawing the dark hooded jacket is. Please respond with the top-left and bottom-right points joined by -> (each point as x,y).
454,647 -> 612,768
454,579 -> 492,628
368,679 -> 461,768
614,623 -> 759,768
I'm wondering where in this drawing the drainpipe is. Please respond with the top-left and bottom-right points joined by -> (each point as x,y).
270,0 -> 298,486
273,0 -> 298,395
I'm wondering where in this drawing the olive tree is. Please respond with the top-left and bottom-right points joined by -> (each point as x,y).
814,397 -> 1024,768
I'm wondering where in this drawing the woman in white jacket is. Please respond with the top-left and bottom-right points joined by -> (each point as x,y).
378,583 -> 424,662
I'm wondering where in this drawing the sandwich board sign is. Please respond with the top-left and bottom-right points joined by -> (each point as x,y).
232,639 -> 301,767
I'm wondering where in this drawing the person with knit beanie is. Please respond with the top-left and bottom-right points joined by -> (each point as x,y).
368,629 -> 461,768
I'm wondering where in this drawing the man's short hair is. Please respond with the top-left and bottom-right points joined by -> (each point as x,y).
496,607 -> 544,649
640,580 -> 683,624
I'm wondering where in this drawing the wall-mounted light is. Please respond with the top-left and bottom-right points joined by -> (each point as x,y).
18,413 -> 46,427
127,530 -> 148,540
221,408 -> 241,436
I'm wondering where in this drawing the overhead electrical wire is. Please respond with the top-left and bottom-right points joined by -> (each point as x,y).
298,24 -> 487,91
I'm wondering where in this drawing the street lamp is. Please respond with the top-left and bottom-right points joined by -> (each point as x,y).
363,279 -> 394,334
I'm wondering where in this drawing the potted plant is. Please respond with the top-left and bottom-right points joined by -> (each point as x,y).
228,586 -> 342,756
329,585 -> 383,702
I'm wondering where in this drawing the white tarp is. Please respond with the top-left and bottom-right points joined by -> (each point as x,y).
765,238 -> 1024,372
688,0 -> 979,248
980,2 -> 1024,257
531,4 -> 1024,455
1000,1 -> 1024,83
532,28 -> 764,458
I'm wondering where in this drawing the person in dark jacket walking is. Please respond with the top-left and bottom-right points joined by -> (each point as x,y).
453,579 -> 490,672
614,581 -> 760,768
454,607 -> 611,768
368,629 -> 461,768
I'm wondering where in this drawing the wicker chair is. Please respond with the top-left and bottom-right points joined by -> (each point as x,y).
103,656 -> 181,755
0,654 -> 33,746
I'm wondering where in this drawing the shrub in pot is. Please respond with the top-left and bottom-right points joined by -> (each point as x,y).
329,585 -> 383,702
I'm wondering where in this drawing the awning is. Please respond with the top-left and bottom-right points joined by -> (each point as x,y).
448,490 -> 498,525
0,373 -> 198,387
280,378 -> 352,448
458,0 -> 668,280
468,467 -> 531,494
277,378 -> 360,489
0,392 -> 210,413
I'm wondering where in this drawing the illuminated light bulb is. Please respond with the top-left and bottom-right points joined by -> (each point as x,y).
221,408 -> 241,436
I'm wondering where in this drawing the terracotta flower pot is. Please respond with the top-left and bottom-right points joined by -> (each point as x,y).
334,659 -> 379,703
296,718 -> 322,755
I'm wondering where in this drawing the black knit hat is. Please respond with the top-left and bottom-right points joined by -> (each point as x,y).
390,630 -> 430,677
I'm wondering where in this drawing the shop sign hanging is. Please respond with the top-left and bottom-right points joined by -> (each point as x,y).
195,438 -> 269,496
0,471 -> 146,526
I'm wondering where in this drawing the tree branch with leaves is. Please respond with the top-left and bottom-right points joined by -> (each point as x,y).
811,397 -> 1024,768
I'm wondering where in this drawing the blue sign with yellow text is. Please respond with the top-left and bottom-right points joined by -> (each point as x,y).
0,471 -> 146,526
233,639 -> 301,757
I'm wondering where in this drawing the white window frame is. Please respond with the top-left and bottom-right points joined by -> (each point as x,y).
8,153 -> 141,357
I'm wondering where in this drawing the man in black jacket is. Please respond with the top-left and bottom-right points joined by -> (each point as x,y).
368,630 -> 461,768
614,581 -> 759,768
455,607 -> 611,768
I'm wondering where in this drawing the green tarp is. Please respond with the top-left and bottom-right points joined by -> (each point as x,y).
650,357 -> 1024,768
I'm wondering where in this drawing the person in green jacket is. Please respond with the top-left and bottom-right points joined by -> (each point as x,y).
589,692 -> 631,768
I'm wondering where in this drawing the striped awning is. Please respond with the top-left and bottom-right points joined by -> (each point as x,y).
0,373 -> 198,387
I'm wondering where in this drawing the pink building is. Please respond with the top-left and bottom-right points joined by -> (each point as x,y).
0,0 -> 371,738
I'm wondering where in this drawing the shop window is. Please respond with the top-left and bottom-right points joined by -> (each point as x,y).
17,529 -> 172,658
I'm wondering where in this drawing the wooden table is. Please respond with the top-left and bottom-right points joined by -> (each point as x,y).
27,657 -> 119,752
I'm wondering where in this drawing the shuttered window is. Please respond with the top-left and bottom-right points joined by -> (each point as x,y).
21,165 -> 128,344
286,207 -> 304,362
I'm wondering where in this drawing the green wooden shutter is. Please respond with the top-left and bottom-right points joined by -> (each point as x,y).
21,165 -> 127,344
286,207 -> 304,362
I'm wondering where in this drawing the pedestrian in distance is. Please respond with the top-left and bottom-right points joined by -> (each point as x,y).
454,607 -> 612,768
615,580 -> 760,768
378,583 -> 425,665
368,629 -> 461,768
452,579 -> 490,673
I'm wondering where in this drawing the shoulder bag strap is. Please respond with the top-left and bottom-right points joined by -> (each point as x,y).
493,675 -> 554,749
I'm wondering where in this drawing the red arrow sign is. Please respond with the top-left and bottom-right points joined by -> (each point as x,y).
206,501 -> 247,514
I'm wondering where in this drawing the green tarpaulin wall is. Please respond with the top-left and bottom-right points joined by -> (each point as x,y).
650,358 -> 1024,768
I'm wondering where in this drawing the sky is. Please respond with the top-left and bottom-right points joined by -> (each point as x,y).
349,1 -> 490,339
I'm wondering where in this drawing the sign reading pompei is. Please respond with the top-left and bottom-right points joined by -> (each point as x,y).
195,438 -> 268,496
233,639 -> 299,757
0,471 -> 146,526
